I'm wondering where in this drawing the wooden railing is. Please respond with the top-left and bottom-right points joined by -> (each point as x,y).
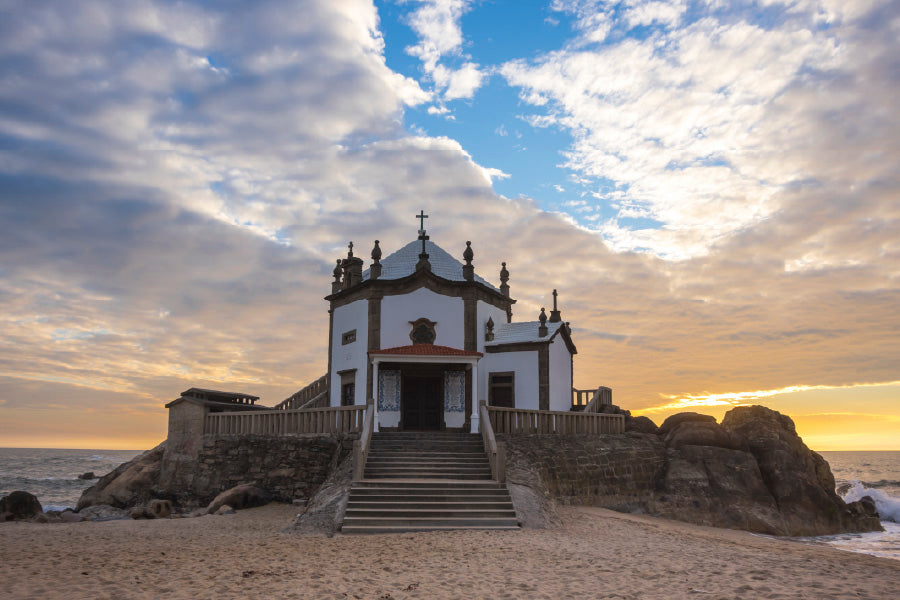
479,401 -> 506,483
204,405 -> 365,436
352,404 -> 375,482
488,406 -> 624,435
275,374 -> 329,410
572,386 -> 612,412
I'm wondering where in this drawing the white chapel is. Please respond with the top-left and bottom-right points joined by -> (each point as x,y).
326,212 -> 577,433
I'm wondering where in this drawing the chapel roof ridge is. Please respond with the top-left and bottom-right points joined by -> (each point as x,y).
361,238 -> 500,291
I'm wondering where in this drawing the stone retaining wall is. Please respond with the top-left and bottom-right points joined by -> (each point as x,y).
162,434 -> 356,507
501,432 -> 666,511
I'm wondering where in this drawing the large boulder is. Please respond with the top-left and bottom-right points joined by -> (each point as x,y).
0,491 -> 43,521
658,412 -> 717,435
624,415 -> 659,434
206,484 -> 271,515
650,445 -> 785,533
663,420 -> 744,450
721,405 -> 882,535
76,443 -> 166,511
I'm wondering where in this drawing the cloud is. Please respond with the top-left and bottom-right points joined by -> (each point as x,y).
503,1 -> 899,261
403,0 -> 486,103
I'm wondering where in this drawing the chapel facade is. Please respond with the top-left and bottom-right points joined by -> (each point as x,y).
326,213 -> 576,433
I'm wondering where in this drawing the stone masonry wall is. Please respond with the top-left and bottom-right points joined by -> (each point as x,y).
178,433 -> 357,507
501,432 -> 667,512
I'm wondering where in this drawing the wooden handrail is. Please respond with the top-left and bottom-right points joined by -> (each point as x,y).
352,403 -> 375,482
275,374 -> 329,410
479,400 -> 506,483
574,386 -> 612,413
204,405 -> 365,436
488,405 -> 624,435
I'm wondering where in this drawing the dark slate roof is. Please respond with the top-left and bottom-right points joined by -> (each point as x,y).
363,240 -> 499,291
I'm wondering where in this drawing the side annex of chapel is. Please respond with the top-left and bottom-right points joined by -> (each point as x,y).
326,213 -> 577,433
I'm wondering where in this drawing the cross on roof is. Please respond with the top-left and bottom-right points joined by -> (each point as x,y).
416,210 -> 429,234
347,241 -> 353,256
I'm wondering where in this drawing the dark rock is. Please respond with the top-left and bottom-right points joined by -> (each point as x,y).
77,443 -> 165,511
59,510 -> 85,523
78,472 -> 95,480
130,507 -> 151,519
0,491 -> 43,521
624,415 -> 659,434
846,495 -> 879,521
79,505 -> 130,521
650,445 -> 783,533
206,484 -> 271,514
721,405 -> 881,535
658,412 -> 717,435
663,420 -> 744,450
149,499 -> 172,518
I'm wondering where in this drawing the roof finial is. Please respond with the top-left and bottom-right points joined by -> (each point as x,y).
485,315 -> 494,341
332,259 -> 343,294
347,241 -> 354,258
499,262 -> 510,298
370,240 -> 382,279
549,289 -> 562,323
416,209 -> 431,271
462,241 -> 474,281
538,307 -> 548,337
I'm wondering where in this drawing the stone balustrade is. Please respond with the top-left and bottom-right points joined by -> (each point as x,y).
488,406 -> 624,435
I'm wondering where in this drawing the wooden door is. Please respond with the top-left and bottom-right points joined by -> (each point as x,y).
402,376 -> 442,430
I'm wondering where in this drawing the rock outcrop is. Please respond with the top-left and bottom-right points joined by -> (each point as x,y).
0,491 -> 43,521
77,443 -> 166,511
206,485 -> 271,514
503,405 -> 883,536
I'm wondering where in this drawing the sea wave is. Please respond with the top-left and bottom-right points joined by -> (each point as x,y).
839,480 -> 900,523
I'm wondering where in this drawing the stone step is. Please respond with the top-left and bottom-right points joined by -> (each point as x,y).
342,516 -> 520,528
365,461 -> 490,471
340,524 -> 521,534
369,444 -> 486,451
364,472 -> 494,480
367,456 -> 489,465
351,480 -> 506,489
349,491 -> 511,501
347,500 -> 514,510
344,510 -> 517,521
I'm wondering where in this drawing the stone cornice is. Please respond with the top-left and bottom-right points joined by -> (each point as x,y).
325,267 -> 516,311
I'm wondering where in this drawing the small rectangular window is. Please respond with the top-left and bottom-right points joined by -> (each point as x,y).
489,372 -> 515,408
340,370 -> 356,406
341,329 -> 356,345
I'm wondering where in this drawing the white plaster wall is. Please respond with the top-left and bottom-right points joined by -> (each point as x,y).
381,288 -> 464,348
476,301 -> 509,354
330,300 -> 369,406
479,351 -> 539,409
549,336 -> 573,412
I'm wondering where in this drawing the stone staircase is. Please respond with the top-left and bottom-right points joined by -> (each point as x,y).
341,432 -> 520,534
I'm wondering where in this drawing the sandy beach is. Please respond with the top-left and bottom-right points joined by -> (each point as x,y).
1,505 -> 897,599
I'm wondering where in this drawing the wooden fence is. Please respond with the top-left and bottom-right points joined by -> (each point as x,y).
204,405 -> 365,436
274,374 -> 329,410
488,406 -> 624,435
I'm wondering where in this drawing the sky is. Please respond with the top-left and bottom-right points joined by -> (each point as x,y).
0,0 -> 897,451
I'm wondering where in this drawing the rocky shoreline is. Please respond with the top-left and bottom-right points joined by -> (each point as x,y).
1,405 -> 883,536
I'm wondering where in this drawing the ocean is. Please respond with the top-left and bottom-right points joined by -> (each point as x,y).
1,448 -> 897,559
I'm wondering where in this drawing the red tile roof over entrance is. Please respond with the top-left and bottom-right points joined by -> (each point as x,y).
369,344 -> 483,358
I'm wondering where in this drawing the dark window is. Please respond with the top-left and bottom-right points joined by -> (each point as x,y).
489,372 -> 515,408
341,330 -> 356,345
341,382 -> 355,406
339,370 -> 356,406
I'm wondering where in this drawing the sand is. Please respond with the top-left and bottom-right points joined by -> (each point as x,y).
0,504 -> 896,599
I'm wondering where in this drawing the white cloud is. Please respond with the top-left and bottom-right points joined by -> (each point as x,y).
502,1 -> 897,260
403,0 -> 486,103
